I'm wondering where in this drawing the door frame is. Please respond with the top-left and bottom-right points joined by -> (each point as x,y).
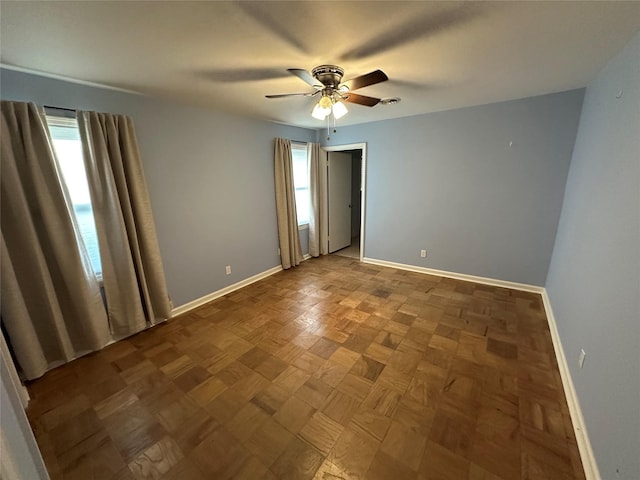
322,142 -> 367,261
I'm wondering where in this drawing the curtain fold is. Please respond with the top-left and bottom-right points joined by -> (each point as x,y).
0,101 -> 111,380
309,143 -> 328,257
274,138 -> 303,269
77,111 -> 172,336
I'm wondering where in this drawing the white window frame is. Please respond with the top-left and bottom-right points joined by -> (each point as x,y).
291,142 -> 310,229
45,112 -> 103,282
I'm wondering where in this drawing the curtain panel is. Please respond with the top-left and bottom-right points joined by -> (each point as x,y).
308,143 -> 328,257
77,111 -> 172,336
274,138 -> 303,269
0,101 -> 111,380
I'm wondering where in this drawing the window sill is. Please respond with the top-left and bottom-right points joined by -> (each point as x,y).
298,223 -> 309,231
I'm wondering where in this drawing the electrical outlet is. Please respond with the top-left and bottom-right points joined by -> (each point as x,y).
420,249 -> 427,258
578,349 -> 586,368
225,265 -> 231,275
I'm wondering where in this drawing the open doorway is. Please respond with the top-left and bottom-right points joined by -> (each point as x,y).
323,143 -> 366,261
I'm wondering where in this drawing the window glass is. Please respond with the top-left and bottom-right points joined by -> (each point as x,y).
292,143 -> 310,226
46,115 -> 103,279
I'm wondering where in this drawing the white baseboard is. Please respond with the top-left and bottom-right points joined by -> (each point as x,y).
541,290 -> 600,480
362,257 -> 544,293
171,265 -> 283,317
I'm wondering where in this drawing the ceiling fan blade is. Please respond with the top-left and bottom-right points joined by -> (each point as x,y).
340,3 -> 483,61
196,68 -> 291,82
342,70 -> 388,91
288,69 -> 321,88
265,92 -> 315,99
343,93 -> 381,107
234,2 -> 309,54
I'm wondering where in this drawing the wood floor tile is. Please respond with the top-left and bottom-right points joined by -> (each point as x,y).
429,408 -> 475,459
24,255 -> 585,480
420,440 -> 470,480
173,365 -> 212,393
380,419 -> 427,471
232,455 -> 271,479
273,365 -> 311,394
49,408 -> 105,457
254,354 -> 289,381
312,459 -> 349,480
314,359 -> 350,387
327,427 -> 379,479
127,436 -> 183,480
393,400 -> 436,438
321,389 -> 361,426
298,411 -> 344,455
244,417 -> 294,467
361,383 -> 401,418
376,365 -> 412,394
367,450 -> 419,480
309,337 -> 341,360
38,394 -> 92,431
295,376 -> 334,409
292,350 -> 326,374
273,396 -> 317,434
329,346 -> 361,368
471,431 -> 521,479
349,355 -> 386,381
172,413 -> 219,452
270,436 -> 324,480
154,396 -> 200,433
336,373 -> 373,402
251,383 -> 289,415
187,375 -> 227,406
162,458 -> 208,480
191,427 -> 249,478
365,341 -> 395,364
226,402 -> 270,442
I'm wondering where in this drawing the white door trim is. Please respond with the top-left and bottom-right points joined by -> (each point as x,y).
322,143 -> 367,261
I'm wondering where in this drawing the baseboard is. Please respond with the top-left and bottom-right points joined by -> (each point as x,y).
362,257 -> 544,293
171,265 -> 283,318
541,290 -> 600,480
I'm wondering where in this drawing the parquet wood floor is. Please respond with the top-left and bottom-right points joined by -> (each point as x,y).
25,255 -> 585,479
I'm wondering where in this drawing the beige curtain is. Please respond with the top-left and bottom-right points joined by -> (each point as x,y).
274,137 -> 303,269
0,101 -> 111,380
309,143 -> 328,257
77,111 -> 172,336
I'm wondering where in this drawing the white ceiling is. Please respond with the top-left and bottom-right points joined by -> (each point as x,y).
1,1 -> 639,128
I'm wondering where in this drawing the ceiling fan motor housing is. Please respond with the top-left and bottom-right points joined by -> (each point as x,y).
312,65 -> 344,88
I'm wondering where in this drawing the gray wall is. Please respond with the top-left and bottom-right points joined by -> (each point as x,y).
324,90 -> 584,286
545,33 -> 640,479
1,68 -> 315,307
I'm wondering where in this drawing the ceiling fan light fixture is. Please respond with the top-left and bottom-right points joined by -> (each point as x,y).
318,95 -> 332,109
311,102 -> 330,120
332,100 -> 348,119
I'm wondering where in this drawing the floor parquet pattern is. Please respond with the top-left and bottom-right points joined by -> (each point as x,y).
25,255 -> 585,479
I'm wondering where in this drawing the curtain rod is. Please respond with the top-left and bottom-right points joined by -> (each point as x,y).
44,105 -> 76,112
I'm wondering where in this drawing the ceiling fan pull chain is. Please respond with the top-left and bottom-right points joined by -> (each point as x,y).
327,115 -> 331,140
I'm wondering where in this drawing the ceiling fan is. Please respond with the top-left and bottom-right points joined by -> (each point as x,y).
265,65 -> 389,120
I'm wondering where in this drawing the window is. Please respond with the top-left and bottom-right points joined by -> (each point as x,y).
45,114 -> 103,279
292,143 -> 310,227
